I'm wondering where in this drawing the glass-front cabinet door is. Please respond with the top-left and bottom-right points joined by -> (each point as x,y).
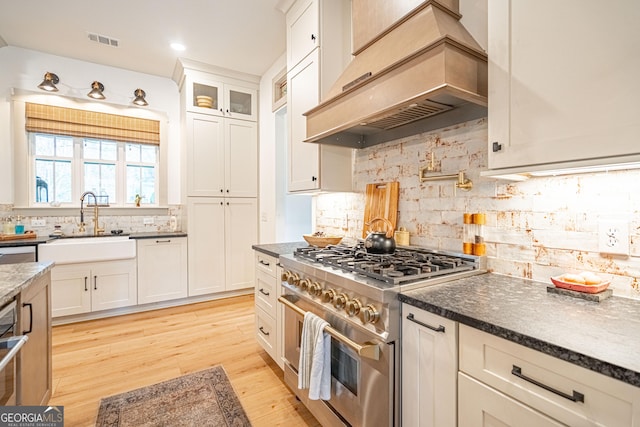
224,84 -> 257,121
186,76 -> 224,117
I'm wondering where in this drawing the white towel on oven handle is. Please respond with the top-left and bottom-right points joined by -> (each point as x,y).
298,311 -> 331,400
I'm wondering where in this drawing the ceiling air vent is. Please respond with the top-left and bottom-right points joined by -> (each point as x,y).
87,32 -> 119,47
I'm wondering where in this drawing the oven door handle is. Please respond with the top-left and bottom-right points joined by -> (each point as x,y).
278,295 -> 380,361
0,336 -> 29,372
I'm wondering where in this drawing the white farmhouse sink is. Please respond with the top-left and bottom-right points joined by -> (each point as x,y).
39,236 -> 136,264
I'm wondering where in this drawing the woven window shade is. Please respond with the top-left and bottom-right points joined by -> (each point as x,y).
25,103 -> 160,145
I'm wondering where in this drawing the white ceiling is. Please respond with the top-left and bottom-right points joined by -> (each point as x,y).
0,0 -> 287,79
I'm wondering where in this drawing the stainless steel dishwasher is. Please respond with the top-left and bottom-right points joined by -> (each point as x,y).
0,246 -> 37,264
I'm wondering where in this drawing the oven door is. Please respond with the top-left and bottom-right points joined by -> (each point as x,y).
282,293 -> 395,427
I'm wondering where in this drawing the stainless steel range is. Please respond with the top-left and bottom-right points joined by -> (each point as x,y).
278,243 -> 485,427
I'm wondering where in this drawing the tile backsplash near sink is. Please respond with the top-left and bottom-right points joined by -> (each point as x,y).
315,118 -> 640,300
0,205 -> 183,237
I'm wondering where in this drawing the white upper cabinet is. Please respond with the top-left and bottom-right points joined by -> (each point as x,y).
184,73 -> 258,122
287,0 -> 320,69
186,113 -> 257,197
286,0 -> 353,193
487,0 -> 640,172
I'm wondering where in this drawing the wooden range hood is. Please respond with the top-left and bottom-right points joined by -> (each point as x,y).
304,0 -> 487,148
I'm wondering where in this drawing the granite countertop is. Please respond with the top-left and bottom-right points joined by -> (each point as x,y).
252,241 -> 309,258
0,262 -> 54,306
399,273 -> 640,387
0,236 -> 53,248
128,231 -> 188,239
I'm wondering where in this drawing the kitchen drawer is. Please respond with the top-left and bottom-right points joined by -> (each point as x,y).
459,372 -> 563,427
459,325 -> 640,426
255,252 -> 277,278
255,306 -> 277,361
255,269 -> 277,316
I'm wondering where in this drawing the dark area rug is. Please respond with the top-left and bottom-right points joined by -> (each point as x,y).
95,365 -> 251,427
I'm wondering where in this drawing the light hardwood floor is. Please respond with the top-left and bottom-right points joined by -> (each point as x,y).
49,295 -> 320,426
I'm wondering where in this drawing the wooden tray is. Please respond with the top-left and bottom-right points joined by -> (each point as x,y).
363,182 -> 399,238
0,232 -> 37,241
550,276 -> 610,294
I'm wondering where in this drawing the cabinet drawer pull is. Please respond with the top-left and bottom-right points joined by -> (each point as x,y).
22,303 -> 33,334
155,239 -> 171,243
94,275 -> 98,290
84,276 -> 88,291
259,260 -> 270,267
259,326 -> 270,336
511,365 -> 585,403
406,313 -> 445,333
259,288 -> 270,296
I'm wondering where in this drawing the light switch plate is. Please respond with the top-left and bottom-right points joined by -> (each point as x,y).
598,220 -> 629,255
31,219 -> 46,227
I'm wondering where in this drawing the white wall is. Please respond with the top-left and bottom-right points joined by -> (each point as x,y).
258,54 -> 286,243
258,53 -> 313,243
0,46 -> 182,204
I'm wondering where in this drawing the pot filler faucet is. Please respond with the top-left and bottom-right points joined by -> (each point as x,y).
79,191 -> 108,236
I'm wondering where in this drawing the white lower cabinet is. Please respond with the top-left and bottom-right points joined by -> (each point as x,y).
254,251 -> 284,368
51,259 -> 137,317
401,303 -> 458,427
137,237 -> 188,304
188,197 -> 257,296
458,372 -> 563,427
458,324 -> 640,426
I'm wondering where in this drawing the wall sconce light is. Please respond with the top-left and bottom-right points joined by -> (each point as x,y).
38,72 -> 60,92
132,88 -> 148,106
87,81 -> 105,99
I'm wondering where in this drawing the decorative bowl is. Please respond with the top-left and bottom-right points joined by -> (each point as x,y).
196,96 -> 214,108
303,234 -> 343,248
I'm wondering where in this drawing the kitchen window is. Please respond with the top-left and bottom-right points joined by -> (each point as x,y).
31,133 -> 158,207
24,102 -> 161,208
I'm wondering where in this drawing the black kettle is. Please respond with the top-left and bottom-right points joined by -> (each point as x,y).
364,217 -> 396,254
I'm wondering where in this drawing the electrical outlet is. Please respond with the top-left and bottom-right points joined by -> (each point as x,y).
31,219 -> 46,227
143,217 -> 154,225
598,220 -> 629,255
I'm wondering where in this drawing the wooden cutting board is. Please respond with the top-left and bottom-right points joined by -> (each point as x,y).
362,182 -> 399,237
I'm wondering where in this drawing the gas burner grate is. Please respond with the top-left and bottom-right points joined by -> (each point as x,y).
295,244 -> 477,285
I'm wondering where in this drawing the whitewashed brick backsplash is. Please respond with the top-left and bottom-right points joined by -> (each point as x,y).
315,118 -> 640,300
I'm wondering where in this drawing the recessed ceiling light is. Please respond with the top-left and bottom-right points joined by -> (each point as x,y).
170,43 -> 186,51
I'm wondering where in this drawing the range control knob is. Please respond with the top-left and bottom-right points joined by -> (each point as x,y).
346,299 -> 362,317
333,293 -> 348,310
281,270 -> 291,282
361,305 -> 380,324
321,289 -> 336,303
287,272 -> 300,287
299,278 -> 310,291
308,281 -> 322,296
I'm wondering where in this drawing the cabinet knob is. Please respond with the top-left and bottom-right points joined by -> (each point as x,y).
311,176 -> 318,182
311,34 -> 316,42
492,141 -> 503,152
